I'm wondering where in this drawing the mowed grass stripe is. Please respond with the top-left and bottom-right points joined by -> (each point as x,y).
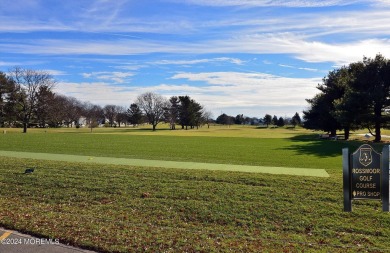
0,150 -> 329,177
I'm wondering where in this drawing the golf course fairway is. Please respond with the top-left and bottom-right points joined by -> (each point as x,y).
0,150 -> 329,177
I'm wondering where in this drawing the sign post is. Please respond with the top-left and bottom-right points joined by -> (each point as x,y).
343,148 -> 352,212
343,144 -> 389,212
382,145 -> 389,212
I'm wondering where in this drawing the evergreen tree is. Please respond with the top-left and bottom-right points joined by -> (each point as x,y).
127,103 -> 143,127
291,112 -> 301,127
263,114 -> 272,127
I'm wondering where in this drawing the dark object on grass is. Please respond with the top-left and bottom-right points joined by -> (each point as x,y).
24,168 -> 35,174
141,192 -> 151,198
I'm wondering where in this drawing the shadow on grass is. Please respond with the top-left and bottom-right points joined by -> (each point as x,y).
282,134 -> 371,158
134,128 -> 172,131
58,128 -> 174,133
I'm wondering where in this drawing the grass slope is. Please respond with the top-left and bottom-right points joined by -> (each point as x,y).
0,157 -> 389,252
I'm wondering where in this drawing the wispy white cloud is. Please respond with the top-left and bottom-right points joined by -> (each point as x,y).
0,18 -> 72,33
114,65 -> 148,71
0,61 -> 19,67
279,64 -> 294,69
151,57 -> 245,65
0,1 -> 194,34
1,0 -> 387,38
44,69 -> 68,76
81,71 -> 134,83
169,71 -> 320,111
0,60 -> 50,68
3,35 -> 390,66
1,0 -> 389,43
279,64 -> 319,72
178,0 -> 365,7
0,39 -> 178,55
0,0 -> 390,64
298,67 -> 318,72
55,82 -> 137,105
3,0 -> 390,65
208,34 -> 390,65
371,0 -> 390,7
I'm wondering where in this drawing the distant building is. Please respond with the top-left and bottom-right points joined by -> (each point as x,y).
78,117 -> 87,127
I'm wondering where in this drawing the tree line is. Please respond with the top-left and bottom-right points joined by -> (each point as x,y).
303,54 -> 390,142
0,67 -> 211,132
215,112 -> 301,127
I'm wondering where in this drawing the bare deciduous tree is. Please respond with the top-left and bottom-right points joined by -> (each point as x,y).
202,110 -> 213,129
104,104 -> 120,127
136,92 -> 169,131
63,96 -> 83,127
83,102 -> 104,132
115,106 -> 128,127
9,67 -> 55,133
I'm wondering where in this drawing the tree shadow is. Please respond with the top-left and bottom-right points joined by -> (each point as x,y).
135,128 -> 172,131
282,134 -> 384,158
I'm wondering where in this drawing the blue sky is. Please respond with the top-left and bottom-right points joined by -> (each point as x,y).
1,0 -> 390,119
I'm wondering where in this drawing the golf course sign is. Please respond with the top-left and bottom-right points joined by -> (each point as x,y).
343,144 -> 389,212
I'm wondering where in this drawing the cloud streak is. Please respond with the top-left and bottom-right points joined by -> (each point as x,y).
81,71 -> 135,83
151,57 -> 245,66
2,0 -> 390,66
178,0 -> 366,7
3,35 -> 390,66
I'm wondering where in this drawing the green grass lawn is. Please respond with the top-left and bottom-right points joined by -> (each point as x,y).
0,126 -> 369,175
0,126 -> 389,252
